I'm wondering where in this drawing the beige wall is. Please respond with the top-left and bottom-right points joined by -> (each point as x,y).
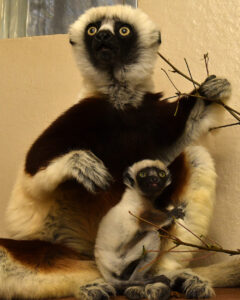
0,0 -> 239,264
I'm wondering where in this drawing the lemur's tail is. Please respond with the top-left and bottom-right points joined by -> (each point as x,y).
193,259 -> 240,287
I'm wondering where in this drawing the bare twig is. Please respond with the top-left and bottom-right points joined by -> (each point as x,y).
200,234 -> 223,249
129,211 -> 240,256
157,52 -> 200,87
160,95 -> 178,102
158,51 -> 240,125
218,100 -> 240,121
184,58 -> 197,91
161,68 -> 181,94
129,211 -> 180,242
203,53 -> 210,77
210,122 -> 240,131
174,219 -> 209,248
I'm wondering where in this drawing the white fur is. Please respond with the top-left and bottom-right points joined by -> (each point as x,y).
153,145 -> 216,271
0,247 -> 101,300
3,5 -> 235,298
95,182 -> 158,282
69,5 -> 160,108
95,159 -> 171,283
6,150 -> 112,239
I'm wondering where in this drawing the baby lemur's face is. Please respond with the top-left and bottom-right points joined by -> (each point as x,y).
136,166 -> 171,198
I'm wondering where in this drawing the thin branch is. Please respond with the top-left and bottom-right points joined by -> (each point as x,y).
184,58 -> 197,91
221,103 -> 240,116
210,122 -> 240,131
200,234 -> 223,249
129,211 -> 240,256
161,68 -> 181,94
174,99 -> 180,117
172,239 -> 240,256
218,100 -> 240,121
174,219 -> 209,248
203,53 -> 210,77
158,51 -> 240,123
157,52 -> 200,87
160,95 -> 178,102
128,211 -> 180,242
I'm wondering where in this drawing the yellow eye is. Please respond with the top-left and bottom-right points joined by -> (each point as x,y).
119,26 -> 130,36
159,171 -> 166,178
139,171 -> 146,178
87,26 -> 97,36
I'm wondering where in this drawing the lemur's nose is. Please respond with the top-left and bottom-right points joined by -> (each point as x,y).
96,30 -> 113,41
149,176 -> 159,184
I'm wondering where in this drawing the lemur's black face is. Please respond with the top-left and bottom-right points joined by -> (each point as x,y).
84,20 -> 139,71
136,167 -> 171,198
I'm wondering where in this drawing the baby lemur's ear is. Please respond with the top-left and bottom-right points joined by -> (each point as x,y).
123,169 -> 135,188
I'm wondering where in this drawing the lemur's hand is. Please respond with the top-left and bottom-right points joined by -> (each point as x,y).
199,75 -> 231,102
68,150 -> 113,193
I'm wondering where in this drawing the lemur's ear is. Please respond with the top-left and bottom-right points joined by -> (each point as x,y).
123,170 -> 134,188
69,38 -> 76,46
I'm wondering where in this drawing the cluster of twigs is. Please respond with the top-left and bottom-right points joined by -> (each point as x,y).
157,52 -> 240,131
129,211 -> 240,259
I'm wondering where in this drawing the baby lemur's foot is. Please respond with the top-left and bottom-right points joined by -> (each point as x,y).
124,275 -> 171,300
124,283 -> 170,300
75,280 -> 116,300
199,75 -> 231,101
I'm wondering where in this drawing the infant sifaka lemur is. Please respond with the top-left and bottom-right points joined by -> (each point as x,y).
95,159 -> 184,296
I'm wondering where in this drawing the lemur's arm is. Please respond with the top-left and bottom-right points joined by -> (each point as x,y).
156,75 -> 231,165
24,98 -> 114,195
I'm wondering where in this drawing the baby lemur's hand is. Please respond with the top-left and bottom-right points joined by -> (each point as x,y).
168,204 -> 186,220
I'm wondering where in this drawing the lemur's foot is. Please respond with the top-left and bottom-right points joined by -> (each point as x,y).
124,275 -> 171,300
68,150 -> 113,193
124,285 -> 146,299
145,282 -> 171,300
171,271 -> 215,299
76,280 -> 116,300
124,282 -> 170,300
199,75 -> 231,101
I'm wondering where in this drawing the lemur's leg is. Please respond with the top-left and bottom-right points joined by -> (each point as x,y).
0,239 -> 116,300
145,146 -> 216,298
6,150 -> 113,238
22,150 -> 113,197
162,76 -> 231,164
155,145 -> 216,270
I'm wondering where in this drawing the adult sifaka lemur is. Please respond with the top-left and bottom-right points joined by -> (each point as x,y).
0,5 -> 237,300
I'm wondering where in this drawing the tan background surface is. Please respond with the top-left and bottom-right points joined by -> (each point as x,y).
0,0 -> 239,266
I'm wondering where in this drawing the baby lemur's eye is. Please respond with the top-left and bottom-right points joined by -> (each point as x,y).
119,26 -> 131,36
139,171 -> 146,178
87,26 -> 98,36
159,171 -> 166,178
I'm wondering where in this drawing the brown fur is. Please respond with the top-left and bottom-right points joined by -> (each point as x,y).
0,238 -> 94,272
139,209 -> 169,231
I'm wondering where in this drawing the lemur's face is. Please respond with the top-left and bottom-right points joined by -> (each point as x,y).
84,19 -> 138,70
69,5 -> 160,80
136,166 -> 171,198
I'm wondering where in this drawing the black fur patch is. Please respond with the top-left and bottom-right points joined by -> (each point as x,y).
84,19 -> 138,71
25,93 -> 195,180
119,259 -> 141,280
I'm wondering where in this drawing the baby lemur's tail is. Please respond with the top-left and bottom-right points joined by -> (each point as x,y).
193,259 -> 240,287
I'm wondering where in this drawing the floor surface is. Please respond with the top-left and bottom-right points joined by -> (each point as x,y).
47,288 -> 240,300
